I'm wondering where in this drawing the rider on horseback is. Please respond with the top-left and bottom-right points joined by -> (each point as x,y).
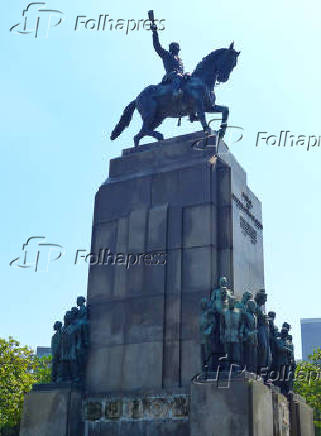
151,22 -> 185,97
110,11 -> 240,147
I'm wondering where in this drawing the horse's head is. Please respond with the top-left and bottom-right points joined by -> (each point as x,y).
215,42 -> 240,83
192,42 -> 240,87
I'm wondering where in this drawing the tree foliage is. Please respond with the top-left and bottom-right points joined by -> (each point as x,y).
0,337 -> 51,432
33,354 -> 52,385
294,348 -> 321,429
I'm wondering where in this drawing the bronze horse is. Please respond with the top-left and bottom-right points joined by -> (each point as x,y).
111,43 -> 239,147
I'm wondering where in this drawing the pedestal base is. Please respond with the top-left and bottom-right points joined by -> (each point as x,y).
83,390 -> 189,436
289,394 -> 315,436
190,374 -> 273,436
272,390 -> 290,436
20,381 -> 316,435
190,374 -> 315,436
19,386 -> 83,436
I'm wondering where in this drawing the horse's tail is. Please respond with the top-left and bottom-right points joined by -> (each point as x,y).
110,100 -> 136,140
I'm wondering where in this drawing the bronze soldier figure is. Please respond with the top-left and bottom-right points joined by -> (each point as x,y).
61,311 -> 72,382
209,277 -> 231,370
275,327 -> 292,395
243,300 -> 258,373
51,321 -> 62,383
287,334 -> 296,393
255,290 -> 270,372
76,296 -> 89,382
221,296 -> 244,368
199,297 -> 215,372
236,291 -> 253,312
69,307 -> 80,382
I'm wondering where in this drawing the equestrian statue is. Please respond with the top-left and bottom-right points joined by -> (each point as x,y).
110,10 -> 240,148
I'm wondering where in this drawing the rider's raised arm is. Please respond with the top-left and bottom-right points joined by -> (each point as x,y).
151,25 -> 166,58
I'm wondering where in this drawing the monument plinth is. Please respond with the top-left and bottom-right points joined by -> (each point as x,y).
19,384 -> 83,436
190,373 -> 275,436
86,131 -> 264,396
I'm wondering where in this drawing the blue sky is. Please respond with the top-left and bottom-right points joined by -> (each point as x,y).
1,0 -> 321,358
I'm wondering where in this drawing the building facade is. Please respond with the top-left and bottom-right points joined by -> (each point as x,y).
301,318 -> 321,360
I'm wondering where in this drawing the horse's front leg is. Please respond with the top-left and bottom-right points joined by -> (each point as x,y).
210,104 -> 229,138
211,104 -> 229,124
196,103 -> 210,134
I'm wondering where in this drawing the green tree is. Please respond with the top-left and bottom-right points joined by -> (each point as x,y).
0,337 -> 52,435
294,348 -> 321,432
34,354 -> 52,384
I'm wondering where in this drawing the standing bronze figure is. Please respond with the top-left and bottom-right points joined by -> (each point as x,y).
255,290 -> 270,372
209,277 -> 230,370
243,300 -> 258,373
199,298 -> 215,371
51,321 -> 62,383
221,296 -> 244,367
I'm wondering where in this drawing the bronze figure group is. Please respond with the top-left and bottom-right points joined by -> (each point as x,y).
51,296 -> 88,384
200,278 -> 295,395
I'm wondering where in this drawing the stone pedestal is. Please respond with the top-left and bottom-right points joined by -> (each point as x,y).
86,131 -> 265,396
83,389 -> 189,436
190,374 -> 273,436
289,394 -> 315,436
272,390 -> 290,436
19,385 -> 83,436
